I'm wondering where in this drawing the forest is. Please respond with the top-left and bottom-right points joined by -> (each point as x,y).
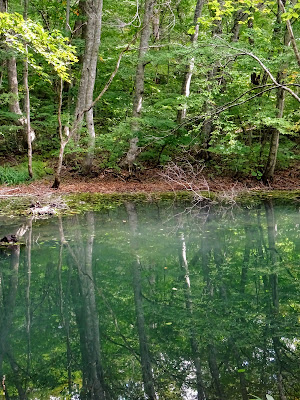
0,0 -> 299,188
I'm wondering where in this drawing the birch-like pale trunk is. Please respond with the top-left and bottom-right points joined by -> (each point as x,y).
74,0 -> 103,175
1,0 -> 35,156
52,32 -> 132,188
177,0 -> 205,124
53,79 -> 68,188
24,0 -> 33,178
125,0 -> 155,173
24,50 -> 33,178
66,0 -> 70,31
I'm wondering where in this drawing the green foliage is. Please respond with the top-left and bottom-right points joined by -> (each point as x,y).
0,12 -> 77,81
0,160 -> 52,184
0,0 -> 299,178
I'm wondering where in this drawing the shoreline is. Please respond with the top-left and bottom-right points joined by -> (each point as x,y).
0,166 -> 299,197
0,169 -> 299,216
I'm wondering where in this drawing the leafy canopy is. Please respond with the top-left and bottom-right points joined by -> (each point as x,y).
0,12 -> 77,81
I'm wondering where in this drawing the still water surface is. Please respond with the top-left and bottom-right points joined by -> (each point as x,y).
0,200 -> 299,400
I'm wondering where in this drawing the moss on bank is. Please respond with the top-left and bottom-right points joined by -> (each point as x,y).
235,190 -> 300,205
0,189 -> 299,217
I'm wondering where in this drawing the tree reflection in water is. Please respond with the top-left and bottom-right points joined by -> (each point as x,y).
0,201 -> 299,399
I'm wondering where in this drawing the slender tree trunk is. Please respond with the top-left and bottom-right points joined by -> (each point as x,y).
66,0 -> 71,31
125,0 -> 155,173
24,0 -> 33,178
200,0 -> 224,158
262,2 -> 289,184
52,139 -> 67,189
84,108 -> 96,174
1,0 -> 35,154
231,9 -> 248,42
0,0 -> 7,12
2,0 -> 21,120
262,74 -> 285,183
53,79 -> 68,189
75,0 -> 103,175
177,0 -> 205,124
24,52 -> 33,178
52,0 -> 103,184
53,0 -> 134,187
7,57 -> 24,118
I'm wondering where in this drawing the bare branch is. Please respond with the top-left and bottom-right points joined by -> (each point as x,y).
214,38 -> 300,102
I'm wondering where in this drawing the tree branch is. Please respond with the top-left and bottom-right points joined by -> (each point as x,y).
278,0 -> 300,68
214,39 -> 300,102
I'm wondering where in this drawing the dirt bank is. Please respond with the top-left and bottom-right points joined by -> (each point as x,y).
0,167 -> 299,198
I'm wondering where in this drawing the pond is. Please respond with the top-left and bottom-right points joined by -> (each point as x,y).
0,200 -> 299,400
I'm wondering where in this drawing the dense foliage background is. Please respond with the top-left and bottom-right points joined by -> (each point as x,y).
0,0 -> 299,184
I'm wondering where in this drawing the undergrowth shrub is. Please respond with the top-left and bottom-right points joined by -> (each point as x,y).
0,161 -> 52,185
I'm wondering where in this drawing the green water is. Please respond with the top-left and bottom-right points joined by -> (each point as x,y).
0,200 -> 299,400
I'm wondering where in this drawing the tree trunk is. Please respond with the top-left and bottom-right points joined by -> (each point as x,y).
52,0 -> 103,186
2,0 -> 35,153
200,0 -> 224,158
262,3 -> 289,184
53,0 -> 132,187
7,57 -> 24,118
52,79 -> 68,189
262,75 -> 285,183
0,0 -> 7,12
177,0 -> 205,124
75,0 -> 103,175
24,52 -> 33,178
231,9 -> 248,42
125,0 -> 155,172
24,0 -> 33,178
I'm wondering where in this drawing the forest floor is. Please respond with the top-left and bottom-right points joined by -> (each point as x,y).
0,166 -> 299,198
